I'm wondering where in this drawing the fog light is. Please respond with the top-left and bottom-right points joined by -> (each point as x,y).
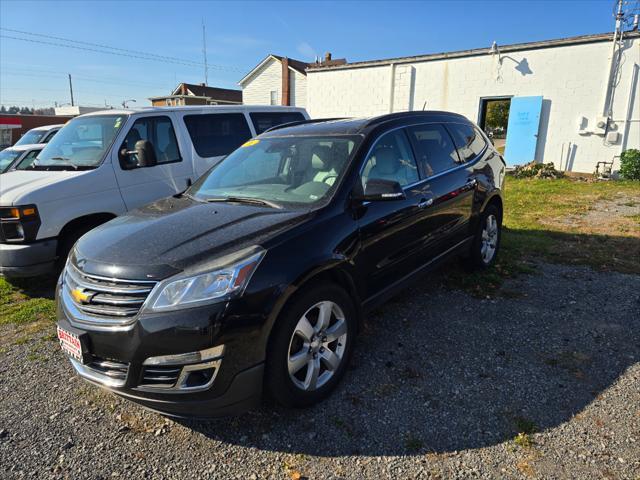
184,368 -> 216,388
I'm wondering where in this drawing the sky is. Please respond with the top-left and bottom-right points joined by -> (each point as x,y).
0,0 -> 622,109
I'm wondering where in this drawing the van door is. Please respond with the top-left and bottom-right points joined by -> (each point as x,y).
113,114 -> 193,210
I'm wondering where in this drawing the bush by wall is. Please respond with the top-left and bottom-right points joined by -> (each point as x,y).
620,149 -> 640,180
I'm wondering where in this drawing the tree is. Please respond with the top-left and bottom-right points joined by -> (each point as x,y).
485,100 -> 510,133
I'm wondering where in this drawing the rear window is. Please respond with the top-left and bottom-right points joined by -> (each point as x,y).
446,123 -> 487,162
183,113 -> 252,157
250,112 -> 305,135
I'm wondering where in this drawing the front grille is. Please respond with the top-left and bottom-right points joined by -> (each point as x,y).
64,263 -> 157,322
87,356 -> 129,382
140,366 -> 182,388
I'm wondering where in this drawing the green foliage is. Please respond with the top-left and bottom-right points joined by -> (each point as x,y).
485,99 -> 510,133
619,149 -> 640,180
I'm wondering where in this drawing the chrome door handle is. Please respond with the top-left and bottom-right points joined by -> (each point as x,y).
418,198 -> 433,209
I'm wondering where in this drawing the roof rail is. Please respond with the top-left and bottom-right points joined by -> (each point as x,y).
362,110 -> 466,129
262,117 -> 347,133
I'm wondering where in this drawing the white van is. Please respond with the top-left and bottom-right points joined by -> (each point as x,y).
0,105 -> 309,277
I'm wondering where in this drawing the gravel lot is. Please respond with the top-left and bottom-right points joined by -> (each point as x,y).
1,261 -> 639,479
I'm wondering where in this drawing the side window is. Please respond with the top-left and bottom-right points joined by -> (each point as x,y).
361,130 -> 419,187
121,116 -> 181,166
17,149 -> 40,169
42,130 -> 58,143
406,124 -> 460,177
249,112 -> 305,135
446,123 -> 487,162
183,113 -> 252,157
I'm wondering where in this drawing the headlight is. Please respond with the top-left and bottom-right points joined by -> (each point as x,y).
0,204 -> 40,242
145,246 -> 266,312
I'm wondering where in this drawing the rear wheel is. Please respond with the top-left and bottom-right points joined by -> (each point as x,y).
265,284 -> 356,408
469,204 -> 502,269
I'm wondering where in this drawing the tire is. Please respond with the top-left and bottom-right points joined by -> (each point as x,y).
55,223 -> 102,272
468,204 -> 502,269
265,283 -> 357,408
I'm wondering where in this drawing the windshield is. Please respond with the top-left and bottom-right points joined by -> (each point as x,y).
32,115 -> 125,170
14,129 -> 45,146
189,135 -> 360,206
0,149 -> 21,173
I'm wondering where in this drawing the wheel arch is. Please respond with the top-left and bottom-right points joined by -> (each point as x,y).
56,212 -> 117,255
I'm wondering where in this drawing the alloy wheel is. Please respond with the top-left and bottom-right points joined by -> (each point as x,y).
287,300 -> 348,391
480,214 -> 499,264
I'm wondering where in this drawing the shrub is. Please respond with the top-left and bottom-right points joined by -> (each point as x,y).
511,161 -> 564,179
620,149 -> 640,180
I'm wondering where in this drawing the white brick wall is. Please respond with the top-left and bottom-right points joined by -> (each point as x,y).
307,37 -> 640,173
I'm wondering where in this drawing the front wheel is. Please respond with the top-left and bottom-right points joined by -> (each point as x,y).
265,284 -> 356,408
469,204 -> 502,269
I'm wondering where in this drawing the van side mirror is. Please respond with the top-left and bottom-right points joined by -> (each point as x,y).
356,178 -> 406,202
119,140 -> 157,169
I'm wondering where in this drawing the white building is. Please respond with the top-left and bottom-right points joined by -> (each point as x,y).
239,54 -> 311,108
304,32 -> 640,173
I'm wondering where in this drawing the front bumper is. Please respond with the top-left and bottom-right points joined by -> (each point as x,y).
56,281 -> 267,417
0,238 -> 57,277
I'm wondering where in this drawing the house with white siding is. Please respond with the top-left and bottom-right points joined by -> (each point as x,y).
304,32 -> 640,174
239,53 -> 347,108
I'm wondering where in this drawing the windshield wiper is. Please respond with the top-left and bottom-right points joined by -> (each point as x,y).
206,196 -> 281,209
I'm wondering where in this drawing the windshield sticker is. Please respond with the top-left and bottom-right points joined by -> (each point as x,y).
241,139 -> 260,148
114,117 -> 122,129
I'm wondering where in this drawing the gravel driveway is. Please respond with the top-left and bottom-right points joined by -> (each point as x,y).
1,262 -> 638,479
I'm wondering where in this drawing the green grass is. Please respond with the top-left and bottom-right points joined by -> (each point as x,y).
444,177 -> 640,296
0,275 -> 56,334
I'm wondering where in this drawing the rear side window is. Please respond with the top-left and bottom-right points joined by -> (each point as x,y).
405,124 -> 460,177
446,123 -> 487,162
184,113 -> 252,157
249,112 -> 305,135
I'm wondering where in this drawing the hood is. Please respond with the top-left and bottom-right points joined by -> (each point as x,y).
74,195 -> 312,279
0,169 -> 91,205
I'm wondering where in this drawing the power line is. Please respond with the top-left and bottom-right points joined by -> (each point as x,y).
0,27 -> 246,72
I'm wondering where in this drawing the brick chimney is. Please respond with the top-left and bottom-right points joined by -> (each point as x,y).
324,52 -> 332,62
281,57 -> 290,106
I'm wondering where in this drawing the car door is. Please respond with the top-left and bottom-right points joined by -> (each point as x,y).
355,128 -> 430,299
113,114 -> 193,210
405,122 -> 477,256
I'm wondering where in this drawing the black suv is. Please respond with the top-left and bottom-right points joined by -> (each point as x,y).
56,111 -> 505,417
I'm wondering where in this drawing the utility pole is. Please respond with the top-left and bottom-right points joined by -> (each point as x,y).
202,19 -> 208,85
68,74 -> 75,106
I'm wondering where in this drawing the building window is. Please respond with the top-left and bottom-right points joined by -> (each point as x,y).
270,90 -> 278,105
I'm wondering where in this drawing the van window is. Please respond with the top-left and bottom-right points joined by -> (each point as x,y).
250,112 -> 306,135
406,124 -> 460,177
122,116 -> 181,165
183,113 -> 252,157
446,123 -> 487,162
361,130 -> 419,187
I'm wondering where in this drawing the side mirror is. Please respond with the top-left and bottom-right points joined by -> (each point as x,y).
119,140 -> 157,169
356,178 -> 406,202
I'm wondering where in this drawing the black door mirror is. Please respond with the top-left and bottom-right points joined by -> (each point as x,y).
119,140 -> 157,170
357,178 -> 406,202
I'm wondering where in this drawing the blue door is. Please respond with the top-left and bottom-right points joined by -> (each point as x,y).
504,96 -> 543,167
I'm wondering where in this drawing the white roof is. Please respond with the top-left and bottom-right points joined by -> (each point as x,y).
4,143 -> 46,152
80,105 -> 308,118
28,124 -> 64,132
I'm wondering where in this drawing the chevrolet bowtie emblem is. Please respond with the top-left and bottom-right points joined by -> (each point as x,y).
71,288 -> 92,304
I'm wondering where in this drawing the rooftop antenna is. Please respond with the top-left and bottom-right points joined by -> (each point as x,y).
202,19 -> 208,86
422,101 -> 427,110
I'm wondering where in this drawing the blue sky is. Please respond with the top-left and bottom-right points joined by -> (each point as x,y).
0,0 -> 618,109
